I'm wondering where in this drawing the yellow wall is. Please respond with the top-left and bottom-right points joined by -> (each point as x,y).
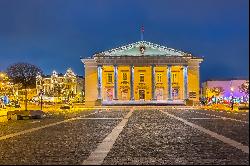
134,66 -> 152,100
118,66 -> 130,100
155,66 -> 167,100
102,66 -> 114,101
84,62 -> 201,105
187,64 -> 200,101
171,66 -> 184,100
84,62 -> 98,105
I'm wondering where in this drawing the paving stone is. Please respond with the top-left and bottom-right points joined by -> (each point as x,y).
0,109 -> 248,165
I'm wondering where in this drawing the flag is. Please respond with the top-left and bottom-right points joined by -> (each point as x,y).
141,25 -> 144,40
141,25 -> 144,33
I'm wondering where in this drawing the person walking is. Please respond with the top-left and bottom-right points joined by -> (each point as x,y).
230,97 -> 234,110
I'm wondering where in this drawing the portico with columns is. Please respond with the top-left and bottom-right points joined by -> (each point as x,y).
82,41 -> 203,106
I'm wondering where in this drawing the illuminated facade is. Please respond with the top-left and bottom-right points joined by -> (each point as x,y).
0,72 -> 19,100
36,68 -> 84,99
82,41 -> 203,105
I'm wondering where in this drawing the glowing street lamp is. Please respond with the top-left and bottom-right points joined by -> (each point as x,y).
39,89 -> 44,111
230,87 -> 234,96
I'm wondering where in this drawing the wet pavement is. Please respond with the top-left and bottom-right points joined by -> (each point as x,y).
0,108 -> 249,165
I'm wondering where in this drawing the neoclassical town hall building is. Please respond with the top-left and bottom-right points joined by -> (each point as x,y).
81,41 -> 203,106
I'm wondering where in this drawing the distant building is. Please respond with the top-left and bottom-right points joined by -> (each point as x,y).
81,40 -> 203,106
201,78 -> 249,103
0,72 -> 19,100
36,68 -> 84,101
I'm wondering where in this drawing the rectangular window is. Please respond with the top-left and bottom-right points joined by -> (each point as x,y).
139,74 -> 144,82
189,92 -> 196,98
123,73 -> 127,80
107,73 -> 112,83
157,73 -> 162,83
172,73 -> 178,83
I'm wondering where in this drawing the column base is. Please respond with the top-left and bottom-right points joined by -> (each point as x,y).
95,99 -> 102,106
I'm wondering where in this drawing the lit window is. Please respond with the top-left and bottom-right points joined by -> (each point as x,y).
108,73 -> 112,83
157,73 -> 162,82
172,73 -> 177,83
123,73 -> 127,80
140,74 -> 144,82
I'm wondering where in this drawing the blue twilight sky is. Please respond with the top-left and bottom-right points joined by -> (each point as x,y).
0,0 -> 249,82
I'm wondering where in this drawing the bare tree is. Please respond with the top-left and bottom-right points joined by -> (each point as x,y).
6,62 -> 43,111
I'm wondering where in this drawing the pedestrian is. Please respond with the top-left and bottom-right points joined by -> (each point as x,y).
230,97 -> 234,110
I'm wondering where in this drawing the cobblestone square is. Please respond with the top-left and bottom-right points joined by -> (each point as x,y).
0,108 -> 249,165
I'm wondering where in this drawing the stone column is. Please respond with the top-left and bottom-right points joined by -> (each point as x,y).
97,65 -> 102,100
114,65 -> 118,100
151,64 -> 156,100
130,65 -> 134,100
183,65 -> 188,99
167,65 -> 172,100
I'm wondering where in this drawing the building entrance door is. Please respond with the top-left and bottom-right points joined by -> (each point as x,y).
105,88 -> 113,101
139,90 -> 145,100
172,88 -> 179,100
121,89 -> 129,100
156,88 -> 164,100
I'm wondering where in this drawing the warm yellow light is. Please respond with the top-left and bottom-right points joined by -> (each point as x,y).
231,87 -> 234,91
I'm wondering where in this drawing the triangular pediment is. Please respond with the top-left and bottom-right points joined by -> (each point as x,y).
95,41 -> 191,57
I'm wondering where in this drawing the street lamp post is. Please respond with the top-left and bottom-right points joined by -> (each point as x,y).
39,89 -> 44,111
230,87 -> 234,110
230,87 -> 234,95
